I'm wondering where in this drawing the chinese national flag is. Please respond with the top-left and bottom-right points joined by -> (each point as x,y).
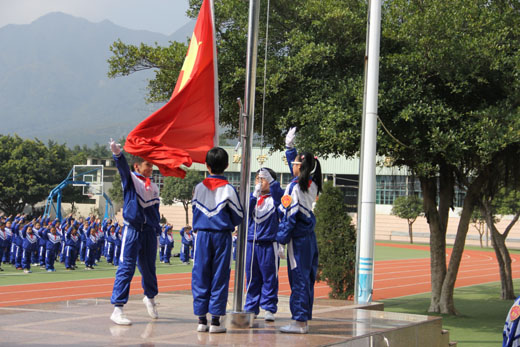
124,0 -> 218,178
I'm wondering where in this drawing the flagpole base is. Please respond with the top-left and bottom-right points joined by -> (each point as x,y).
226,311 -> 254,329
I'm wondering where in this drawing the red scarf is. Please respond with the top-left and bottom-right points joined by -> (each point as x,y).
202,177 -> 229,191
257,194 -> 271,206
135,173 -> 151,190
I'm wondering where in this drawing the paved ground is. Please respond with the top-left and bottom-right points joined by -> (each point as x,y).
0,291 -> 445,346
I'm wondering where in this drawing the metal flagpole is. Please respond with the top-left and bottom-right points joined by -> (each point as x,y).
229,0 -> 261,328
354,0 -> 382,304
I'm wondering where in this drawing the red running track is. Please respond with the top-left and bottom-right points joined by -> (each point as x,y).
1,243 -> 519,307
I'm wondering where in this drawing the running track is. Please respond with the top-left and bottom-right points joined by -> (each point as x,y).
2,243 -> 520,307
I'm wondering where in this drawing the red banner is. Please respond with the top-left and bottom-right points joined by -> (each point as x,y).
124,0 -> 218,178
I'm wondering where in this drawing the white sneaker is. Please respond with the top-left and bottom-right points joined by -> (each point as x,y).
264,311 -> 275,322
280,321 -> 308,334
197,324 -> 209,332
143,296 -> 159,319
209,325 -> 226,333
110,307 -> 132,325
23,269 -> 31,273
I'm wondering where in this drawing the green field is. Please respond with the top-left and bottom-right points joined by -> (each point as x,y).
382,280 -> 519,347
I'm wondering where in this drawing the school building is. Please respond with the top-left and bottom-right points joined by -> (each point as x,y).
85,146 -> 520,249
87,146 -> 423,212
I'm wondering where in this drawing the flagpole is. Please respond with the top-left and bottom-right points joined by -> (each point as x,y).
354,0 -> 382,305
229,0 -> 260,328
209,0 -> 219,146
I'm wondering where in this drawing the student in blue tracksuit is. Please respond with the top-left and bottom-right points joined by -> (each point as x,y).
244,167 -> 284,322
504,295 -> 520,347
113,223 -> 122,267
21,224 -> 39,273
277,127 -> 322,334
38,221 -> 48,267
159,224 -> 167,263
3,220 -> 12,264
79,220 -> 88,262
232,230 -> 237,261
163,228 -> 174,264
31,220 -> 43,265
64,226 -> 81,270
85,223 -> 99,269
0,221 -> 6,271
109,139 -> 160,326
40,225 -> 61,272
180,225 -> 193,264
105,225 -> 117,264
12,217 -> 25,269
191,147 -> 244,333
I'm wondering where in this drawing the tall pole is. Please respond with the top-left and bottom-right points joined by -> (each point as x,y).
232,0 -> 261,313
354,0 -> 382,304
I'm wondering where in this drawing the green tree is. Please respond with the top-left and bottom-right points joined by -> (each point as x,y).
479,188 -> 520,299
0,135 -> 71,215
161,170 -> 203,224
468,208 -> 488,249
391,195 -> 423,244
378,0 -> 520,314
315,182 -> 357,299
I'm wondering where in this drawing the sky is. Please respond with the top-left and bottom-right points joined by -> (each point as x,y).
0,0 -> 191,35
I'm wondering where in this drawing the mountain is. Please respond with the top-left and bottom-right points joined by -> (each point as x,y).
0,12 -> 195,147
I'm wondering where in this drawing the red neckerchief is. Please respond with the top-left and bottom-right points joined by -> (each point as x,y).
257,194 -> 271,206
135,173 -> 151,190
203,177 -> 229,191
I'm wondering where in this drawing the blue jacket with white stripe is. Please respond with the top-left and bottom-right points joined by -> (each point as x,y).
277,148 -> 318,245
114,153 -> 161,233
248,180 -> 284,242
192,175 -> 244,232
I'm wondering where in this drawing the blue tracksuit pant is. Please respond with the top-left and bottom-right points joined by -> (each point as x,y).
286,231 -> 318,322
244,241 -> 279,315
111,224 -> 158,305
65,246 -> 78,269
45,247 -> 59,270
191,230 -> 232,316
180,243 -> 191,263
105,242 -> 115,264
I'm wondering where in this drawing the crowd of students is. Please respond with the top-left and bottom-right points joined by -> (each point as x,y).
0,214 -> 198,274
0,214 -> 126,273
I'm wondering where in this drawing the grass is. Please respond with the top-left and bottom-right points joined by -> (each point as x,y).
382,280 -> 519,347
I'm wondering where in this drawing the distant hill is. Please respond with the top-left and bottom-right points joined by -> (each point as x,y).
0,12 -> 195,147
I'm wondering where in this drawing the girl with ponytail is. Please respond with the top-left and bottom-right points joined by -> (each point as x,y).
277,127 -> 321,334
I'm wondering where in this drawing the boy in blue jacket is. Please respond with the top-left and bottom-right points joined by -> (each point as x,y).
191,147 -> 243,333
164,227 -> 174,264
40,225 -> 61,272
109,139 -> 160,325
180,225 -> 193,264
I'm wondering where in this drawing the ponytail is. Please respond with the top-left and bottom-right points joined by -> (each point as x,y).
297,152 -> 323,194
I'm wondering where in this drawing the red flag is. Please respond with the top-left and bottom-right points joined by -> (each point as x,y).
124,0 -> 218,178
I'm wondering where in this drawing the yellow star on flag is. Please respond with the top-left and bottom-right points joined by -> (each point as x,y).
177,32 -> 202,93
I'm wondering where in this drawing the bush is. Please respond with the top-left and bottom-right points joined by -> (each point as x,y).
315,181 -> 357,300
